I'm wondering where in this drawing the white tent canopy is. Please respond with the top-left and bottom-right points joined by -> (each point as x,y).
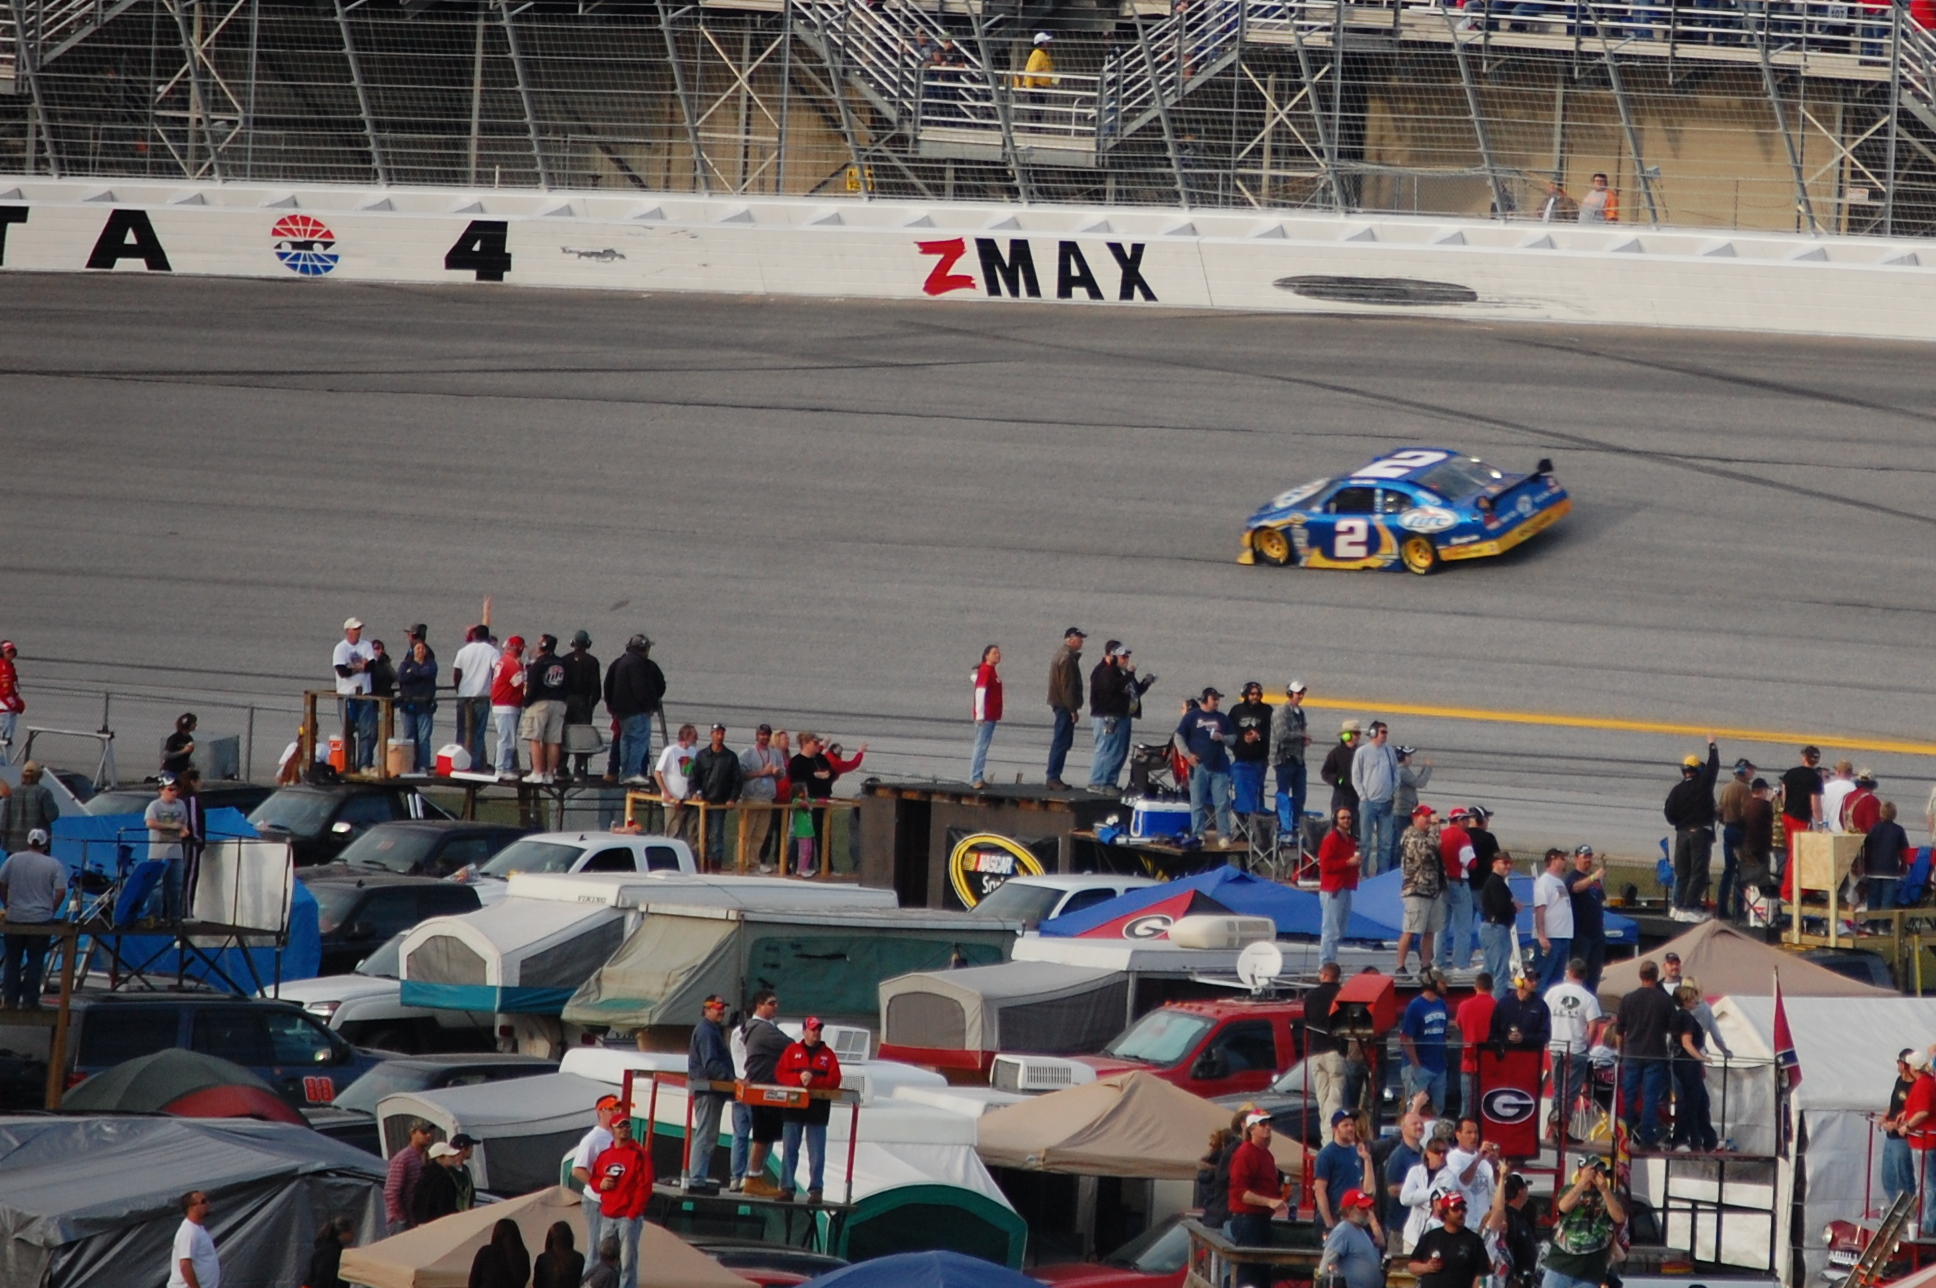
879,961 -> 1129,1057
1708,994 -> 1936,1282
507,871 -> 900,910
378,1071 -> 608,1195
399,897 -> 626,1014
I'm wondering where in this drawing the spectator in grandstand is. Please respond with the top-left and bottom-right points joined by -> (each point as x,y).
1353,721 -> 1401,876
162,713 -> 198,777
0,640 -> 21,766
740,725 -> 786,873
366,639 -> 397,710
1394,747 -> 1432,822
1435,805 -> 1474,972
1018,32 -> 1056,125
490,636 -> 526,779
520,635 -> 569,785
1822,760 -> 1858,833
1088,643 -> 1153,792
1178,688 -> 1236,842
1565,844 -> 1608,989
657,724 -> 701,845
1323,720 -> 1362,822
692,724 -> 744,868
1537,179 -> 1578,222
1396,806 -> 1445,976
1478,852 -> 1517,998
452,626 -> 499,772
1664,738 -> 1720,920
1271,679 -> 1311,841
1045,627 -> 1085,791
561,631 -> 603,781
396,639 -> 439,774
332,618 -> 377,770
1229,683 -> 1274,825
2,762 -> 60,856
1846,769 -> 1881,835
973,645 -> 1003,790
1862,800 -> 1911,923
605,635 -> 667,785
1319,807 -> 1360,965
1578,173 -> 1619,222
790,734 -> 838,876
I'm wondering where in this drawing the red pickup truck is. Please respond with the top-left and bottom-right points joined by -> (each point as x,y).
1069,998 -> 1305,1099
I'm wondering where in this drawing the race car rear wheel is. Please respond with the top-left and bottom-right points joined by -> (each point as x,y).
1401,535 -> 1441,576
1252,528 -> 1294,567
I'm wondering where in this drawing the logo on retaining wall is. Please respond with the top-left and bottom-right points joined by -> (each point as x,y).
272,214 -> 338,276
918,237 -> 1157,302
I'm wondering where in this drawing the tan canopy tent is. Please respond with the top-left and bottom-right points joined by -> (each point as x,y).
1596,919 -> 1896,1005
338,1186 -> 753,1288
975,1070 -> 1303,1180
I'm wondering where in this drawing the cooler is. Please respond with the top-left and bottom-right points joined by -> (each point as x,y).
386,738 -> 413,776
1128,798 -> 1192,840
434,744 -> 472,775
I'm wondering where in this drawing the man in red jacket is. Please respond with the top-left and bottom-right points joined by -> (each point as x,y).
1227,1111 -> 1289,1287
0,640 -> 23,764
777,1017 -> 843,1204
593,1115 -> 654,1288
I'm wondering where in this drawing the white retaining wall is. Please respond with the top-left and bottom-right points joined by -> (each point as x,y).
1,176 -> 1932,340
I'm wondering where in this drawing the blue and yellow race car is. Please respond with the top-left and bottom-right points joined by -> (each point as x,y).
1238,448 -> 1570,574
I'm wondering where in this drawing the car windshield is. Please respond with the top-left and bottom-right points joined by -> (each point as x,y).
1104,1218 -> 1191,1273
1269,1056 -> 1313,1093
338,828 -> 440,874
356,933 -> 407,978
1416,456 -> 1507,499
248,791 -> 337,837
968,882 -> 1064,925
309,884 -> 364,934
478,839 -> 584,878
330,1061 -> 437,1115
1102,1009 -> 1215,1066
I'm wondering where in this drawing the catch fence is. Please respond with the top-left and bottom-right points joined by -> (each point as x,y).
6,0 -> 1936,233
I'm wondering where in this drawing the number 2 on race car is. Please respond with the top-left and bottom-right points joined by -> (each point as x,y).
1333,519 -> 1371,558
1353,449 -> 1449,480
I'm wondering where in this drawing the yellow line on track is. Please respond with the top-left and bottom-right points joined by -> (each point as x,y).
1257,695 -> 1936,758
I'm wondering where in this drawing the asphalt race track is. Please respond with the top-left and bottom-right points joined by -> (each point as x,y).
2,272 -> 1934,856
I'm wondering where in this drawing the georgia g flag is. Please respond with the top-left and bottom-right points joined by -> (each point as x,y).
1772,975 -> 1802,1089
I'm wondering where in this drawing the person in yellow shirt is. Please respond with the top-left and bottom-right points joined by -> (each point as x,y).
1017,31 -> 1055,124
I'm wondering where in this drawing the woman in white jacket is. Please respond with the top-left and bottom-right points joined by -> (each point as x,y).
1398,1135 -> 1452,1253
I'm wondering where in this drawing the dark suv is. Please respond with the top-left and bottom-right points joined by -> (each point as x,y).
247,784 -> 453,865
320,820 -> 530,879
299,871 -> 484,975
52,994 -> 385,1108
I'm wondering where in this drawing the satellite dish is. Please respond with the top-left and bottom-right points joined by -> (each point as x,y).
1236,941 -> 1284,992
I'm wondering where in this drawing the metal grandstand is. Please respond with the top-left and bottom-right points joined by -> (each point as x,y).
6,0 -> 1936,233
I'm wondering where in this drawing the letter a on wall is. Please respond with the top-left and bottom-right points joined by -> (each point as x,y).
86,209 -> 173,271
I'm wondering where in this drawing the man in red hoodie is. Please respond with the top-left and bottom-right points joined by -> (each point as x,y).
776,1017 -> 843,1204
1227,1111 -> 1289,1287
593,1114 -> 653,1288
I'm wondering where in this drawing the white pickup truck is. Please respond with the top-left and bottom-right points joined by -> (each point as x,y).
449,831 -> 698,905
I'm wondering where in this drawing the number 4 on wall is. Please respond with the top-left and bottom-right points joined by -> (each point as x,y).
445,220 -> 512,281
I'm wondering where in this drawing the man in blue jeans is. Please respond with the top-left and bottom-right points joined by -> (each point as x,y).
1270,680 -> 1311,840
1613,959 -> 1677,1149
1477,851 -> 1519,996
1178,688 -> 1236,839
1533,849 -> 1575,994
1398,970 -> 1449,1112
1352,722 -> 1400,876
1228,682 -> 1274,830
603,634 -> 666,782
1045,627 -> 1086,790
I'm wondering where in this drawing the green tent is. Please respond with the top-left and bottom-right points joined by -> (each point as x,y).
562,905 -> 1017,1029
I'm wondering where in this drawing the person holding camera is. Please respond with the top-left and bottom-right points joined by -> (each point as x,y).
1541,1159 -> 1625,1288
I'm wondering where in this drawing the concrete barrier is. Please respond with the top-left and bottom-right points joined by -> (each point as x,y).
1,177 -> 1931,340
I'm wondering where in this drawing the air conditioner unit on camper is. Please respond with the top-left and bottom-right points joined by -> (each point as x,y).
991,1054 -> 1099,1094
1167,914 -> 1277,950
824,1025 -> 872,1064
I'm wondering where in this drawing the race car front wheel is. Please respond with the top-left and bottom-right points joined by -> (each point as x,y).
1251,528 -> 1294,567
1401,535 -> 1441,576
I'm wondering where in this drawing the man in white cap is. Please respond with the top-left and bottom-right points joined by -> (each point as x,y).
0,827 -> 66,1009
1019,31 -> 1055,124
1270,679 -> 1311,843
1900,1049 -> 1936,1232
331,617 -> 376,769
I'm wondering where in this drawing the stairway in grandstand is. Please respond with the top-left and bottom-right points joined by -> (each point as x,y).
1,0 -> 145,93
786,0 -> 1248,165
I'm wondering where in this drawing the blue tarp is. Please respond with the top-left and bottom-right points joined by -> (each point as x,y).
803,1250 -> 1041,1288
1037,865 -> 1397,941
45,808 -> 322,988
1350,869 -> 1637,946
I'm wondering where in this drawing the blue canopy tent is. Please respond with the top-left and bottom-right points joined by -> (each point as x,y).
48,809 -> 321,989
802,1250 -> 1041,1288
1037,865 -> 1397,941
1350,869 -> 1637,947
